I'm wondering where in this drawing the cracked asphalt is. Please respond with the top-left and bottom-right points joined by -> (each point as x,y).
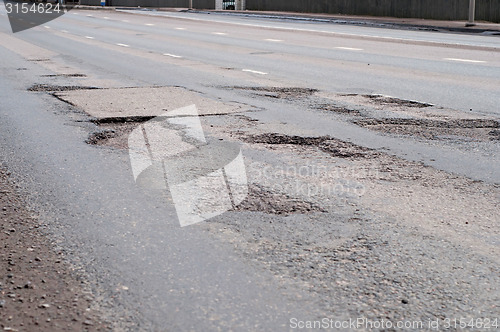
1,6 -> 499,331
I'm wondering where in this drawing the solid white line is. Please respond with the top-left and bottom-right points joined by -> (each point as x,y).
336,47 -> 363,51
116,43 -> 130,47
264,39 -> 283,42
444,58 -> 486,63
242,69 -> 268,75
85,36 -> 94,39
163,53 -> 182,58
212,32 -> 227,35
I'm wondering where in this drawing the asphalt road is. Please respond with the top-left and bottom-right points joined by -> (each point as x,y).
0,6 -> 499,331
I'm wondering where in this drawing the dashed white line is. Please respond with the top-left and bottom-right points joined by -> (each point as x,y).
145,23 -> 155,26
103,17 -> 110,19
116,43 -> 130,47
85,36 -> 94,39
336,47 -> 363,51
163,53 -> 182,58
242,69 -> 268,75
175,27 -> 186,30
86,14 -> 93,17
444,58 -> 486,63
264,39 -> 283,42
212,32 -> 227,35
154,13 -> 496,50
44,26 -> 50,29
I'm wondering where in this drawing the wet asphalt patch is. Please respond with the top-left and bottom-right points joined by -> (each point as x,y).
40,74 -> 87,78
28,84 -> 99,92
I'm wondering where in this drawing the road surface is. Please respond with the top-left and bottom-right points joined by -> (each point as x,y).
0,7 -> 499,331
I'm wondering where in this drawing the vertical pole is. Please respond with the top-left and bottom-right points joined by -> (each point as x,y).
467,0 -> 476,26
189,0 -> 193,9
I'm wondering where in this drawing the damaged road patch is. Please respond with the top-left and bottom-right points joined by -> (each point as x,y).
236,184 -> 325,215
244,133 -> 376,159
53,86 -> 251,121
227,86 -> 318,100
363,94 -> 433,108
355,118 -> 500,141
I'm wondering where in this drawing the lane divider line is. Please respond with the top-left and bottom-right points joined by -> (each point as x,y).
212,32 -> 227,35
444,58 -> 486,63
336,47 -> 363,51
116,43 -> 130,47
265,39 -> 283,42
242,69 -> 268,75
163,53 -> 183,58
85,36 -> 94,39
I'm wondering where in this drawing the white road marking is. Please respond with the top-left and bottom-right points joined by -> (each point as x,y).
86,14 -> 93,17
242,69 -> 268,75
212,32 -> 227,35
265,39 -> 283,42
44,26 -> 50,29
85,36 -> 94,39
103,17 -> 110,19
175,27 -> 186,30
336,47 -> 363,51
145,23 -> 155,26
444,58 -> 486,63
163,53 -> 182,58
117,43 -> 130,47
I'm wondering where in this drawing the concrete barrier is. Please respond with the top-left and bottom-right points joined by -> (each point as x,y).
77,0 -> 499,23
245,0 -> 500,23
80,0 -> 214,9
